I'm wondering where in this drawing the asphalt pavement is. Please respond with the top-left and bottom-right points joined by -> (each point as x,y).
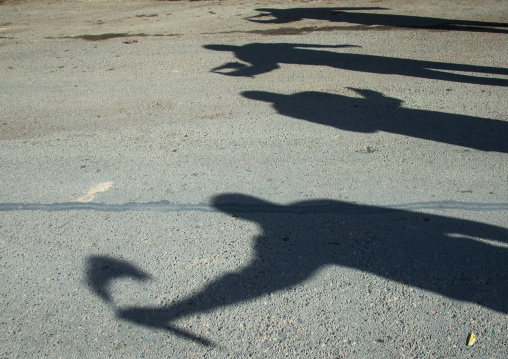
1,0 -> 507,357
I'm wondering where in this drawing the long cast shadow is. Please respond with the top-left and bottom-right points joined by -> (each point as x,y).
204,43 -> 508,86
247,7 -> 508,34
242,88 -> 508,153
86,194 -> 508,345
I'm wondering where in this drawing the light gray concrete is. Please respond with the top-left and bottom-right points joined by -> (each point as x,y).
1,0 -> 507,357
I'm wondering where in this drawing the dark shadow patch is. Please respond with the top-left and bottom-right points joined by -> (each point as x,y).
86,256 -> 214,346
242,88 -> 508,153
204,42 -> 508,87
247,7 -> 508,34
86,255 -> 151,303
85,195 -> 508,346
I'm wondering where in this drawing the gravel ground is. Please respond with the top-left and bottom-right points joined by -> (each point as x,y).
1,0 -> 507,358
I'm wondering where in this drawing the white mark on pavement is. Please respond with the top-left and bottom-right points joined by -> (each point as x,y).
447,233 -> 508,249
77,182 -> 113,202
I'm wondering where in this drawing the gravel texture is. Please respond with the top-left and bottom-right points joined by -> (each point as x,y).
1,0 -> 507,358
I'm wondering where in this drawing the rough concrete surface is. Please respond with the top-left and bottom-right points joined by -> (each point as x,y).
0,0 -> 507,357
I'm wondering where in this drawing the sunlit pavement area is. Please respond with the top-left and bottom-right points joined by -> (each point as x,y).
1,0 -> 507,357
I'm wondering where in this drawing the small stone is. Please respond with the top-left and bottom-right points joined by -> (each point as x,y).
278,331 -> 287,342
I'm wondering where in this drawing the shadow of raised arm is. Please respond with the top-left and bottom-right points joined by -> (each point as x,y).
205,42 -> 508,86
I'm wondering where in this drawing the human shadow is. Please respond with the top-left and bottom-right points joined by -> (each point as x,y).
87,256 -> 152,303
86,194 -> 508,346
247,7 -> 508,34
203,43 -> 508,86
242,88 -> 508,153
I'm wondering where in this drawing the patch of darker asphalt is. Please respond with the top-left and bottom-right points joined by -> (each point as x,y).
45,33 -> 180,41
205,24 -> 468,36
